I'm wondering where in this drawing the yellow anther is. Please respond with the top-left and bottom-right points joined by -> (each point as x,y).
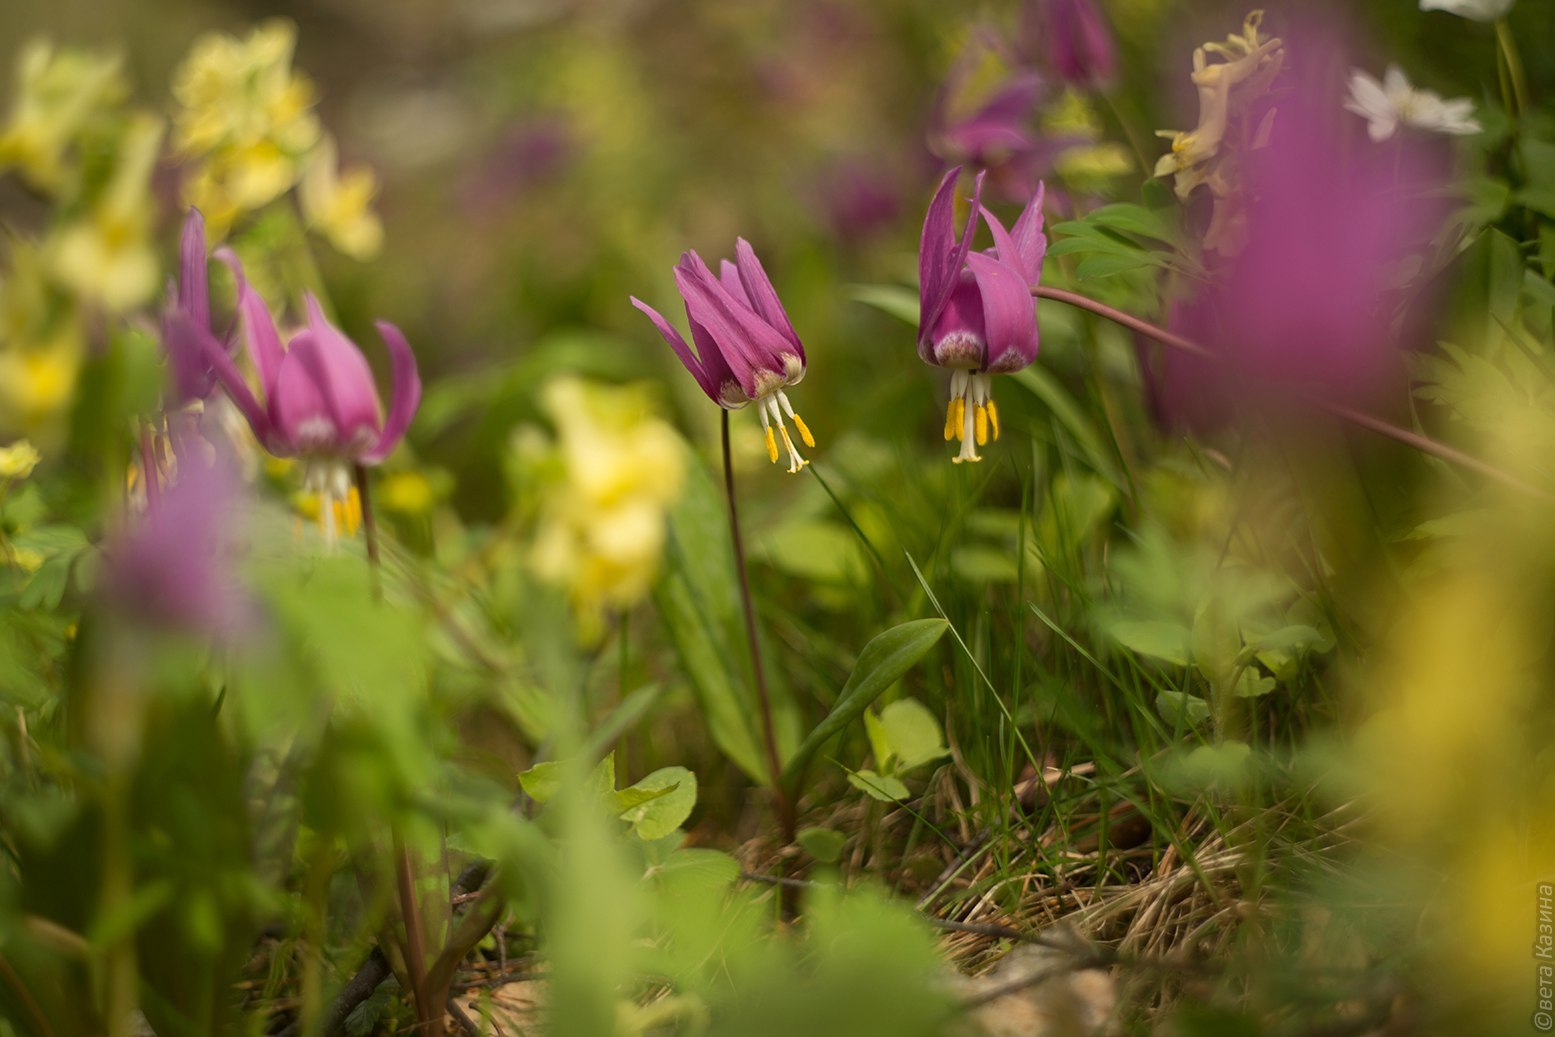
974,403 -> 988,446
764,425 -> 779,464
987,399 -> 1000,440
792,412 -> 815,449
944,399 -> 958,441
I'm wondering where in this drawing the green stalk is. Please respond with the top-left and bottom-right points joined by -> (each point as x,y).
721,410 -> 796,844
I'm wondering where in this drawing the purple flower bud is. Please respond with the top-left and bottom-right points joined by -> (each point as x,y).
917,167 -> 1046,463
631,239 -> 815,473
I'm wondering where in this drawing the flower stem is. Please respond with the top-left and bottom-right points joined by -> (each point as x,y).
1494,17 -> 1528,122
354,464 -> 382,600
1032,285 -> 1552,501
721,410 -> 796,844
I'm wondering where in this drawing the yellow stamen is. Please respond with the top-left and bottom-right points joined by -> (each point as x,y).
792,412 -> 815,449
974,403 -> 988,446
943,399 -> 957,441
765,425 -> 779,464
987,399 -> 1000,440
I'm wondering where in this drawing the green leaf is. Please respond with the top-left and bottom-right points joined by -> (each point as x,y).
780,619 -> 949,797
848,283 -> 921,326
651,847 -> 740,896
875,699 -> 949,771
1011,365 -> 1118,482
1109,619 -> 1193,666
846,768 -> 911,802
1085,202 -> 1181,245
1075,252 -> 1167,280
518,760 -> 562,804
654,455 -> 769,783
797,826 -> 847,863
1233,670 -> 1276,698
619,766 -> 697,840
862,708 -> 892,771
1155,690 -> 1211,727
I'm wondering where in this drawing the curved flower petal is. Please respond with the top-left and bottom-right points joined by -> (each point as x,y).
674,251 -> 795,393
178,208 -> 209,333
918,168 -> 986,360
166,307 -> 271,446
215,247 -> 285,397
360,321 -> 422,465
965,251 -> 1039,373
733,238 -> 804,359
1009,182 -> 1047,285
271,328 -> 381,456
631,294 -> 728,404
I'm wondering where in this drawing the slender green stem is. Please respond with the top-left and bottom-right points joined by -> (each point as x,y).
354,464 -> 382,600
1032,285 -> 1554,501
394,840 -> 441,1036
1495,18 -> 1528,121
721,410 -> 796,844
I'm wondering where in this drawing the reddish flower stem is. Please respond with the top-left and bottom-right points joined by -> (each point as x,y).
721,410 -> 797,844
1033,285 -> 1552,501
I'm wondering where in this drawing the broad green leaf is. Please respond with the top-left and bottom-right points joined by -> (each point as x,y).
651,847 -> 740,897
780,618 -> 948,797
797,826 -> 847,863
619,766 -> 697,840
1109,619 -> 1193,666
875,699 -> 948,771
518,760 -> 562,804
654,455 -> 768,783
862,708 -> 892,770
1155,690 -> 1211,727
1234,670 -> 1277,698
846,768 -> 911,802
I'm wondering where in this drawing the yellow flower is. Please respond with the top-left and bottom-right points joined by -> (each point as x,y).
0,244 -> 85,435
0,40 -> 126,194
300,136 -> 384,260
378,471 -> 435,515
47,114 -> 163,311
171,20 -> 322,230
528,378 -> 685,641
0,440 -> 41,479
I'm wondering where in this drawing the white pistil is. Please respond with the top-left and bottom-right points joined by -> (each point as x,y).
948,372 -> 995,464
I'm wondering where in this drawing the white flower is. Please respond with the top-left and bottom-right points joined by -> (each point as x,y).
1344,65 -> 1481,142
1419,0 -> 1514,21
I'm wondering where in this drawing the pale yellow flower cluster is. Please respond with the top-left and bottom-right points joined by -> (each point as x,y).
1153,11 -> 1283,256
171,20 -> 383,257
0,40 -> 126,193
0,244 -> 85,439
528,378 -> 686,642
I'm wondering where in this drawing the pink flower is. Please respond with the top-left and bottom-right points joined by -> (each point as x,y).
101,449 -> 254,643
631,240 -> 815,472
1023,0 -> 1117,91
917,167 -> 1046,463
171,251 -> 421,508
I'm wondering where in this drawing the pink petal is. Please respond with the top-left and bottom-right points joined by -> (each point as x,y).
360,321 -> 422,465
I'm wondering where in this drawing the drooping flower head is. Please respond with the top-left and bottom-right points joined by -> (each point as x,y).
918,166 -> 1046,463
630,240 -> 814,473
171,250 -> 421,528
162,208 -> 223,405
1419,0 -> 1514,20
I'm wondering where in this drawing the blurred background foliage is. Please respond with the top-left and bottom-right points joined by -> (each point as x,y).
0,0 -> 1554,1035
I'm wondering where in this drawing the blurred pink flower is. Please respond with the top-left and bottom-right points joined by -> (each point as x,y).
1144,45 -> 1451,431
917,167 -> 1046,463
1022,0 -> 1117,91
161,209 -> 228,406
101,450 -> 254,642
631,240 -> 815,472
816,159 -> 901,245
